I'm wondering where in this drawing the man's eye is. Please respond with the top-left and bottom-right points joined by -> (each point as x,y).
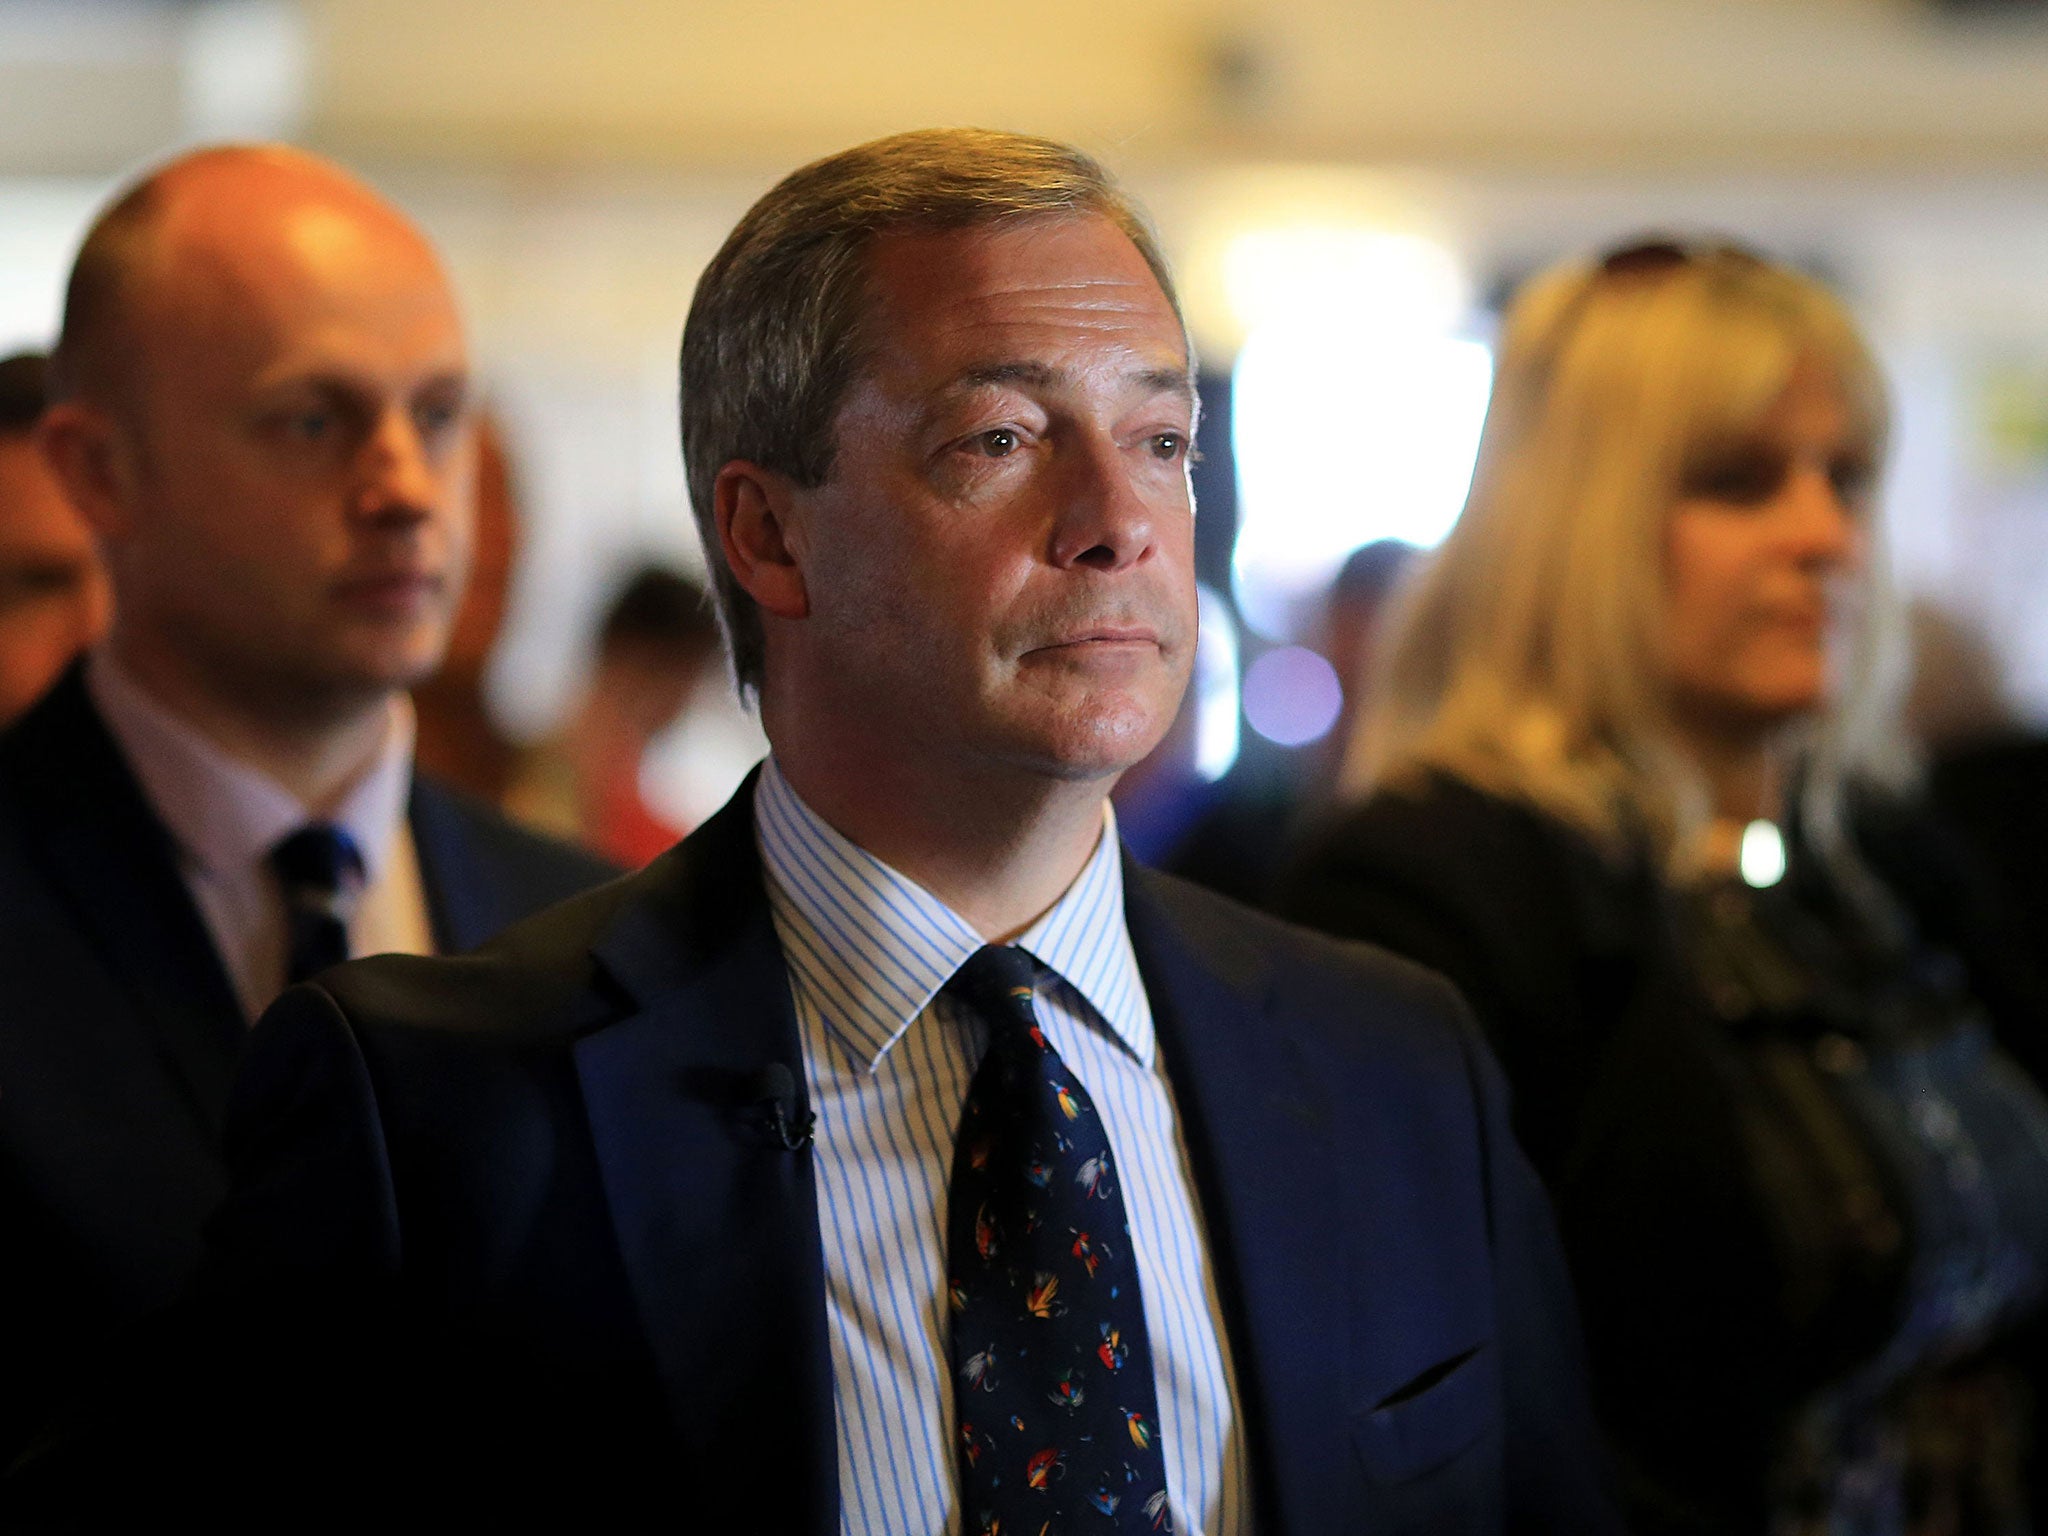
975,429 -> 1020,458
285,412 -> 334,441
415,401 -> 462,438
1149,433 -> 1186,461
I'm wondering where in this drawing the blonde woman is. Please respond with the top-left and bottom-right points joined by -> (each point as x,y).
1279,242 -> 2048,1535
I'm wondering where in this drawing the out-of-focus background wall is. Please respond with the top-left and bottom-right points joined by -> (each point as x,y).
9,0 -> 2048,819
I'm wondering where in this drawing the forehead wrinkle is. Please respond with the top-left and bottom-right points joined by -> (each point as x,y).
923,357 -> 1193,421
947,283 -> 1169,328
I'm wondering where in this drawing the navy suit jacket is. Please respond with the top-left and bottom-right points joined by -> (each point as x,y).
132,773 -> 1618,1535
0,668 -> 618,1462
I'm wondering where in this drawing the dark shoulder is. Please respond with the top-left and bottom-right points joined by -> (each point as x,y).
1929,732 -> 2048,805
0,665 -> 89,773
1137,858 -> 1457,997
1130,859 -> 1482,1076
302,785 -> 760,1059
309,857 -> 657,1047
1843,784 -> 2048,1053
1271,772 -> 1656,1164
1299,770 -> 1584,885
0,666 -> 137,821
1277,770 -> 1629,952
411,774 -> 622,905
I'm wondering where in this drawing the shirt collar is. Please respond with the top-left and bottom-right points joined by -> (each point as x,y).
754,756 -> 1153,1075
86,650 -> 416,886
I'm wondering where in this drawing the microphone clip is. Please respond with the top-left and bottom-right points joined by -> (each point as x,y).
749,1062 -> 816,1152
767,1100 -> 817,1152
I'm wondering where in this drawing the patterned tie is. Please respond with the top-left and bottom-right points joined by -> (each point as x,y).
944,945 -> 1173,1535
269,823 -> 363,987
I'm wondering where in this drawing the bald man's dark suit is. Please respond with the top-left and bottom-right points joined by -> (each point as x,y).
0,668 -> 618,1461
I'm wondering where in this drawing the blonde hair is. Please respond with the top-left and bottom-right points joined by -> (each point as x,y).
1347,243 -> 1898,862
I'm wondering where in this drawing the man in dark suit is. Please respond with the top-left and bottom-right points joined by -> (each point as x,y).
0,352 -> 107,729
0,146 -> 614,1464
113,130 -> 1613,1534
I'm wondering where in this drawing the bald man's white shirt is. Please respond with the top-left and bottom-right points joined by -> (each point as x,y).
86,652 -> 433,1020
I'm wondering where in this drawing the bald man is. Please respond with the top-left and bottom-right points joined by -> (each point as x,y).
0,146 -> 615,1460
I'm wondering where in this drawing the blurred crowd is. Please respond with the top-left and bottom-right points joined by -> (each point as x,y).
5,134 -> 2048,1536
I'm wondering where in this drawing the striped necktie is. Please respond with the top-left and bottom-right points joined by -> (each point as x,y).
269,823 -> 362,987
944,944 -> 1173,1534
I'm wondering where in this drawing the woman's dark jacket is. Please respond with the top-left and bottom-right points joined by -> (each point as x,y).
1275,770 -> 2048,1534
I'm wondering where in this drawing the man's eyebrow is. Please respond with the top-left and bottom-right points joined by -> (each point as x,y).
252,367 -> 470,399
950,361 -> 1196,400
957,361 -> 1057,391
1133,364 -> 1196,402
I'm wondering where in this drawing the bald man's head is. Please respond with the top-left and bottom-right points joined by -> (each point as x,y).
38,143 -> 478,727
52,146 -> 444,413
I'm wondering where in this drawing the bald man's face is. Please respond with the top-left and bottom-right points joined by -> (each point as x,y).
74,169 -> 476,717
0,433 -> 109,726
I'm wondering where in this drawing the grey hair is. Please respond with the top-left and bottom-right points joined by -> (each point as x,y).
678,127 -> 1182,697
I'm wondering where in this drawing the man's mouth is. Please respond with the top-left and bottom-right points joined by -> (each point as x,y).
1037,626 -> 1160,649
333,570 -> 445,617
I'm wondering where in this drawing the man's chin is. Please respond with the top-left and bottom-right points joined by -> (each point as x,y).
334,625 -> 454,692
992,703 -> 1177,785
277,653 -> 447,724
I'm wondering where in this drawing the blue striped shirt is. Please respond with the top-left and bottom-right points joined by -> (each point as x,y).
755,758 -> 1254,1536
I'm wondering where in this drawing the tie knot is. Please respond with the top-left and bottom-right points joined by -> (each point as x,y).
946,944 -> 1041,1037
270,823 -> 364,897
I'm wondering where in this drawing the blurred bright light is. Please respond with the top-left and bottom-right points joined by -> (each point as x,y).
1224,223 -> 1488,640
1740,819 -> 1788,889
1224,227 -> 1469,337
1233,323 -> 1491,637
1242,646 -> 1343,747
1193,585 -> 1241,782
0,181 -> 100,355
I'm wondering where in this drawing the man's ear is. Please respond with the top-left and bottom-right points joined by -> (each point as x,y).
37,403 -> 136,540
714,460 -> 810,621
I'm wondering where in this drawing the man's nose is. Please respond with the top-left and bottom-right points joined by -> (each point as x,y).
1049,435 -> 1168,572
350,409 -> 442,521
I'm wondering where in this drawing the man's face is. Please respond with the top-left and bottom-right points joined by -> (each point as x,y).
0,434 -> 108,726
100,189 -> 475,715
781,214 -> 1198,785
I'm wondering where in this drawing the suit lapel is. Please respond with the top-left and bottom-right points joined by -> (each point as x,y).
1,670 -> 246,1133
572,783 -> 837,1536
408,778 -> 490,952
1123,862 -> 1352,1534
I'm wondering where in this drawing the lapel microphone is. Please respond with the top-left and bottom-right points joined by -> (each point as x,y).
750,1062 -> 815,1151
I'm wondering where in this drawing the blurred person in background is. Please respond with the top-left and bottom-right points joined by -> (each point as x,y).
1278,240 -> 2048,1535
1318,538 -> 1420,765
0,144 -> 613,1465
1902,600 -> 2013,757
1128,540 -> 1417,905
0,351 -> 108,727
1109,585 -> 1234,862
1902,600 -> 2048,953
506,563 -> 719,865
411,412 -> 525,802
